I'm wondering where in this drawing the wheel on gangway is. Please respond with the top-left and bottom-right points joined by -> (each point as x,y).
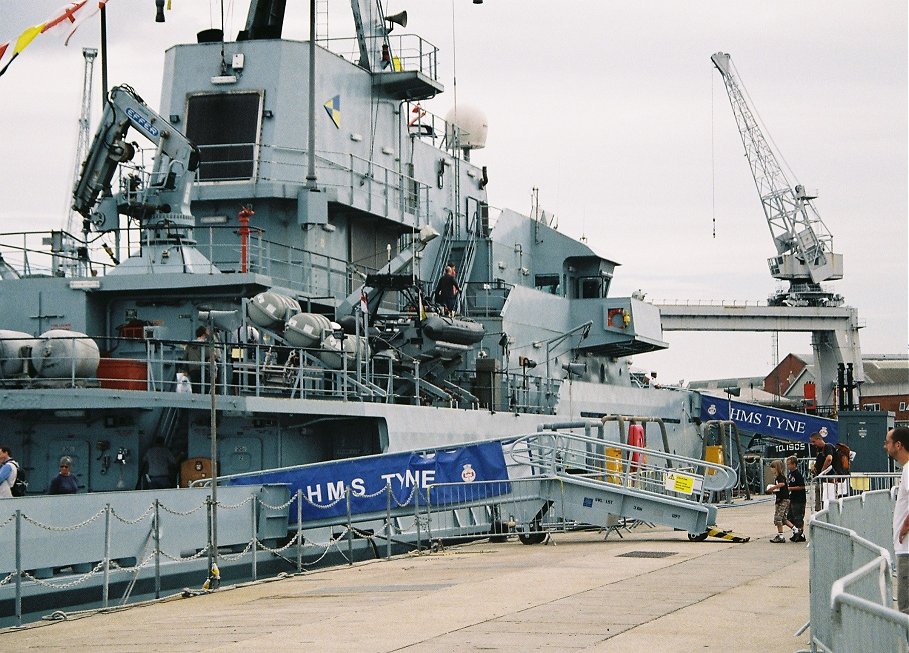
519,531 -> 547,545
687,531 -> 709,542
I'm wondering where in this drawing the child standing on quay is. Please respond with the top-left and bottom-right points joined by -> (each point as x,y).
785,455 -> 807,542
767,459 -> 790,543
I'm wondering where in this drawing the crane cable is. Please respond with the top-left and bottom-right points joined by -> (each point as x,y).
711,67 -> 716,239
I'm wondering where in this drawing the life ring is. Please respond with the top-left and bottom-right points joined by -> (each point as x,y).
628,423 -> 646,471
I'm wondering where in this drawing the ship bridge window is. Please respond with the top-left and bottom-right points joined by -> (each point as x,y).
185,92 -> 262,181
534,274 -> 560,295
578,276 -> 605,299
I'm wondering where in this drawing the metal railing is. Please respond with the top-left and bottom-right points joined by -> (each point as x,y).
0,485 -> 289,627
0,225 -> 366,301
508,430 -> 738,500
0,329 -> 595,416
807,479 -> 909,652
424,477 -> 560,544
317,34 -> 440,81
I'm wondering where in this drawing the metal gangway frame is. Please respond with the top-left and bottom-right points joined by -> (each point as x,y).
211,427 -> 740,554
506,429 -> 736,536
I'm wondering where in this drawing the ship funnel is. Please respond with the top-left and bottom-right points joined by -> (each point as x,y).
385,11 -> 408,31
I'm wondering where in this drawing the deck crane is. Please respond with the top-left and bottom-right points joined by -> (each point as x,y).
72,84 -> 215,274
711,52 -> 843,308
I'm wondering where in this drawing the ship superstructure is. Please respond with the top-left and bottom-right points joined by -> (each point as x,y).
0,0 -> 686,496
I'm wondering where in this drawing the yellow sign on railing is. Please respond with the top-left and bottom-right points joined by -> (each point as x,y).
664,471 -> 696,495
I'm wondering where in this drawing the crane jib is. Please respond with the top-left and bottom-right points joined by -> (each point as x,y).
125,106 -> 159,139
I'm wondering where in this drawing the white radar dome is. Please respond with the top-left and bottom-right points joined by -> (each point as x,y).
444,105 -> 488,150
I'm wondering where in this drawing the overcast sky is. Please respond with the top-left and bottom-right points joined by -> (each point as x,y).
0,1 -> 906,386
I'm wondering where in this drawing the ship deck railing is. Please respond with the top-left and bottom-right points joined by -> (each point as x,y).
0,332 -> 573,415
316,33 -> 440,83
0,226 -> 383,307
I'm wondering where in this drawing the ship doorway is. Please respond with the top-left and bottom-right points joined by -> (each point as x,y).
285,416 -> 388,465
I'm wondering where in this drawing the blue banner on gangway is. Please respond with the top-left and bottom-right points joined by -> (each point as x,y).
228,441 -> 509,522
700,397 -> 838,443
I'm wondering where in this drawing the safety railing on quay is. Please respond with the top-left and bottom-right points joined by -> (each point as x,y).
1,479 -> 484,628
0,485 -> 291,627
805,477 -> 909,653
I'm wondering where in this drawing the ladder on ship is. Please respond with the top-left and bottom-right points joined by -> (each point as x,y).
430,208 -> 482,308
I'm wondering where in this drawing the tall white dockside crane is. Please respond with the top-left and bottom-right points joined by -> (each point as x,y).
711,52 -> 843,308
65,47 -> 99,238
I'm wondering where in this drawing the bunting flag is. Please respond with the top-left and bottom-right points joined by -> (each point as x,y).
64,0 -> 112,46
408,103 -> 426,127
0,1 -> 113,79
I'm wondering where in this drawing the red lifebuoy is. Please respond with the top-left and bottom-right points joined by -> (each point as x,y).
628,423 -> 646,471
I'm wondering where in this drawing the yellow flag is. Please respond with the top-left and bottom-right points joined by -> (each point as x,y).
13,24 -> 44,55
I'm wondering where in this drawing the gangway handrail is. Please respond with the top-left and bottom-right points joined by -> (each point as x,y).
507,430 -> 738,496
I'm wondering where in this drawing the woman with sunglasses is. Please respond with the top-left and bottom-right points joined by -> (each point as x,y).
48,456 -> 78,495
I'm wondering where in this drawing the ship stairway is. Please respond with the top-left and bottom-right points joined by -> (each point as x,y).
290,351 -> 387,401
429,211 -> 481,302
155,406 -> 182,450
409,431 -> 740,544
430,213 -> 456,292
499,430 -> 738,539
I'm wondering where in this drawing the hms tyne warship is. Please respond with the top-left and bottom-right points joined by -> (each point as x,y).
0,0 -> 698,498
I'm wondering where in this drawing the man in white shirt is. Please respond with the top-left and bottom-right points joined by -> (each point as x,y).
884,426 -> 909,613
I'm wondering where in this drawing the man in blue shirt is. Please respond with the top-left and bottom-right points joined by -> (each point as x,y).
0,446 -> 18,499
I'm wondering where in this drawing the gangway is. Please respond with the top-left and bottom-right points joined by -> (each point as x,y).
222,430 -> 748,552
423,430 -> 743,544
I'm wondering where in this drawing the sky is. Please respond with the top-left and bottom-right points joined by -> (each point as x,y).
0,0 -> 906,387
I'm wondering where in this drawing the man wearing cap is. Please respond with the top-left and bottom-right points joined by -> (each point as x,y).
48,456 -> 78,494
